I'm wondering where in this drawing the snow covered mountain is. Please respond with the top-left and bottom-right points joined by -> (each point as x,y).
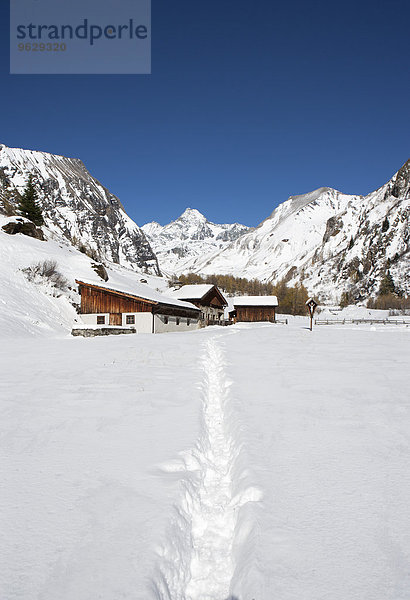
185,161 -> 410,302
0,144 -> 160,275
1,142 -> 408,304
141,208 -> 250,275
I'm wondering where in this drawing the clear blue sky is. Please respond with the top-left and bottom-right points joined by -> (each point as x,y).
1,0 -> 409,227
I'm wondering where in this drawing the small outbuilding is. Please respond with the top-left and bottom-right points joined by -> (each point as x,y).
230,295 -> 278,323
171,284 -> 228,325
75,280 -> 201,333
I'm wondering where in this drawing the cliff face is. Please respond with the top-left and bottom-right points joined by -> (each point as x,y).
0,144 -> 160,275
304,162 -> 409,301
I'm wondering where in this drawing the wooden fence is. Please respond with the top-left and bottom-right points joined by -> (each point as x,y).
315,318 -> 410,326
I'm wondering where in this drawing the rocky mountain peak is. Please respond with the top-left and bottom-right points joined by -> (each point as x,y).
391,159 -> 410,199
142,208 -> 250,274
179,207 -> 206,221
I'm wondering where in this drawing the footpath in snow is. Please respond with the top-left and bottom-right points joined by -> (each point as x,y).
184,338 -> 238,599
1,321 -> 410,600
154,334 -> 262,600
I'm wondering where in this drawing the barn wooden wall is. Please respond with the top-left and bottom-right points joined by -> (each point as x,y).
78,284 -> 200,327
236,306 -> 276,322
80,286 -> 153,316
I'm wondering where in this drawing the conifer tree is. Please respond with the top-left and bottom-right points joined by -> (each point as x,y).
18,176 -> 44,226
340,291 -> 351,308
378,270 -> 395,296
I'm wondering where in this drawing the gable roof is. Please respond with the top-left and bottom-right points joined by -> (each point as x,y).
232,295 -> 278,307
171,284 -> 227,306
171,284 -> 214,300
75,280 -> 200,311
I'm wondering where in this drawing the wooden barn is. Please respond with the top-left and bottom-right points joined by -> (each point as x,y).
75,280 -> 200,333
171,284 -> 227,325
230,295 -> 278,323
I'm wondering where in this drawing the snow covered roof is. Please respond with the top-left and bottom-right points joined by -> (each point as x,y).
75,279 -> 200,311
171,284 -> 228,307
171,284 -> 215,300
232,295 -> 278,307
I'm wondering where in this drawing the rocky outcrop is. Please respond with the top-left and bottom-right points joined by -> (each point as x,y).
323,216 -> 344,244
390,159 -> 410,199
91,262 -> 109,281
2,219 -> 45,240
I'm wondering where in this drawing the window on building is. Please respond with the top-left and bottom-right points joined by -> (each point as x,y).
126,315 -> 135,325
176,317 -> 180,325
97,315 -> 105,325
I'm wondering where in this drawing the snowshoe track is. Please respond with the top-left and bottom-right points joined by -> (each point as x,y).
153,335 -> 240,600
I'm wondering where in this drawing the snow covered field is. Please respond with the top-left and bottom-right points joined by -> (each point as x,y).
1,321 -> 410,600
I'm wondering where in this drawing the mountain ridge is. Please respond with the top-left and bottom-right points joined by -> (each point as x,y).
1,143 -> 408,304
0,144 -> 160,275
142,207 -> 250,275
183,160 -> 410,302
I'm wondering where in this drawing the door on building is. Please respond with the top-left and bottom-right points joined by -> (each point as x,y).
109,313 -> 122,326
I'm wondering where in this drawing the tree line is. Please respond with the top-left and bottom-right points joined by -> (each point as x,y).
339,269 -> 410,311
